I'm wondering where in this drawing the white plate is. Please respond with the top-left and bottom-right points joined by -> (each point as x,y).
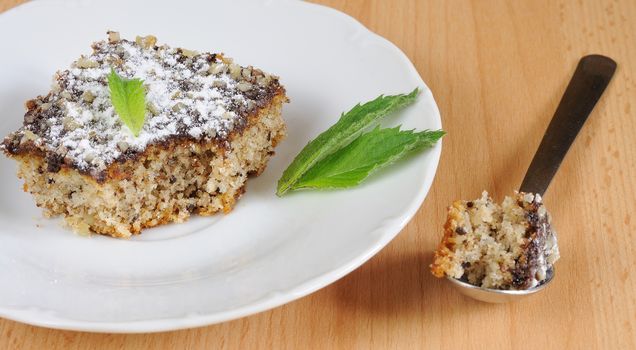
0,0 -> 441,332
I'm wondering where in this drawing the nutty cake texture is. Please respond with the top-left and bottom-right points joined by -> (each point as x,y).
1,32 -> 287,238
431,191 -> 559,290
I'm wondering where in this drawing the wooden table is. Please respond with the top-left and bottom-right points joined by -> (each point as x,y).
1,0 -> 635,348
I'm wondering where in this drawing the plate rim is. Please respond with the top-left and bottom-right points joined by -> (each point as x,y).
0,0 -> 442,333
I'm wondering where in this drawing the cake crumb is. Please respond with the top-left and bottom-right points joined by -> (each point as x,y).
431,191 -> 560,290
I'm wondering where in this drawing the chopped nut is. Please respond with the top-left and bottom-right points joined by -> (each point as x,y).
147,102 -> 160,116
257,74 -> 272,86
106,55 -> 124,67
171,91 -> 182,100
236,82 -> 252,92
135,35 -> 157,49
51,80 -> 62,93
60,91 -> 72,100
241,67 -> 252,79
222,112 -> 234,120
171,102 -> 186,112
229,64 -> 242,79
107,31 -> 120,43
252,68 -> 264,77
212,80 -> 227,88
55,144 -> 68,157
181,48 -> 198,58
24,113 -> 35,124
82,91 -> 95,103
208,63 -> 227,75
63,117 -> 80,131
25,99 -> 37,111
40,102 -> 51,111
76,56 -> 99,68
22,130 -> 38,143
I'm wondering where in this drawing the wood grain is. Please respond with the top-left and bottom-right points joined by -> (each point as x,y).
1,0 -> 635,348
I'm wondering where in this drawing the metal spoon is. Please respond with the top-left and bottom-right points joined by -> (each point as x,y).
447,54 -> 617,303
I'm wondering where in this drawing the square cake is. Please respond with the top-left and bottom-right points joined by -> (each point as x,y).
1,32 -> 288,238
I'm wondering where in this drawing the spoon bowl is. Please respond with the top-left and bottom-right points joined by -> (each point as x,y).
446,268 -> 554,303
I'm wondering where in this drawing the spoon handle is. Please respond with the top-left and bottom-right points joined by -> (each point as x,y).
520,55 -> 617,196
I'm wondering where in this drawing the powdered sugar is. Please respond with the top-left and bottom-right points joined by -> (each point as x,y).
2,34 -> 282,179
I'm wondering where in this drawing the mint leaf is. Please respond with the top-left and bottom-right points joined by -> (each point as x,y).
276,88 -> 419,195
108,68 -> 146,136
290,127 -> 444,190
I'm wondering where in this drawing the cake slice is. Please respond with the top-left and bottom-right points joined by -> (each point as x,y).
1,32 -> 287,238
431,191 -> 559,290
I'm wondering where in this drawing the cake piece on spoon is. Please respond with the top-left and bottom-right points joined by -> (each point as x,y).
431,191 -> 560,290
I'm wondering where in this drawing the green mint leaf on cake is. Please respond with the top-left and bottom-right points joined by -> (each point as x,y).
290,127 -> 445,190
108,68 -> 147,136
276,88 -> 420,196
